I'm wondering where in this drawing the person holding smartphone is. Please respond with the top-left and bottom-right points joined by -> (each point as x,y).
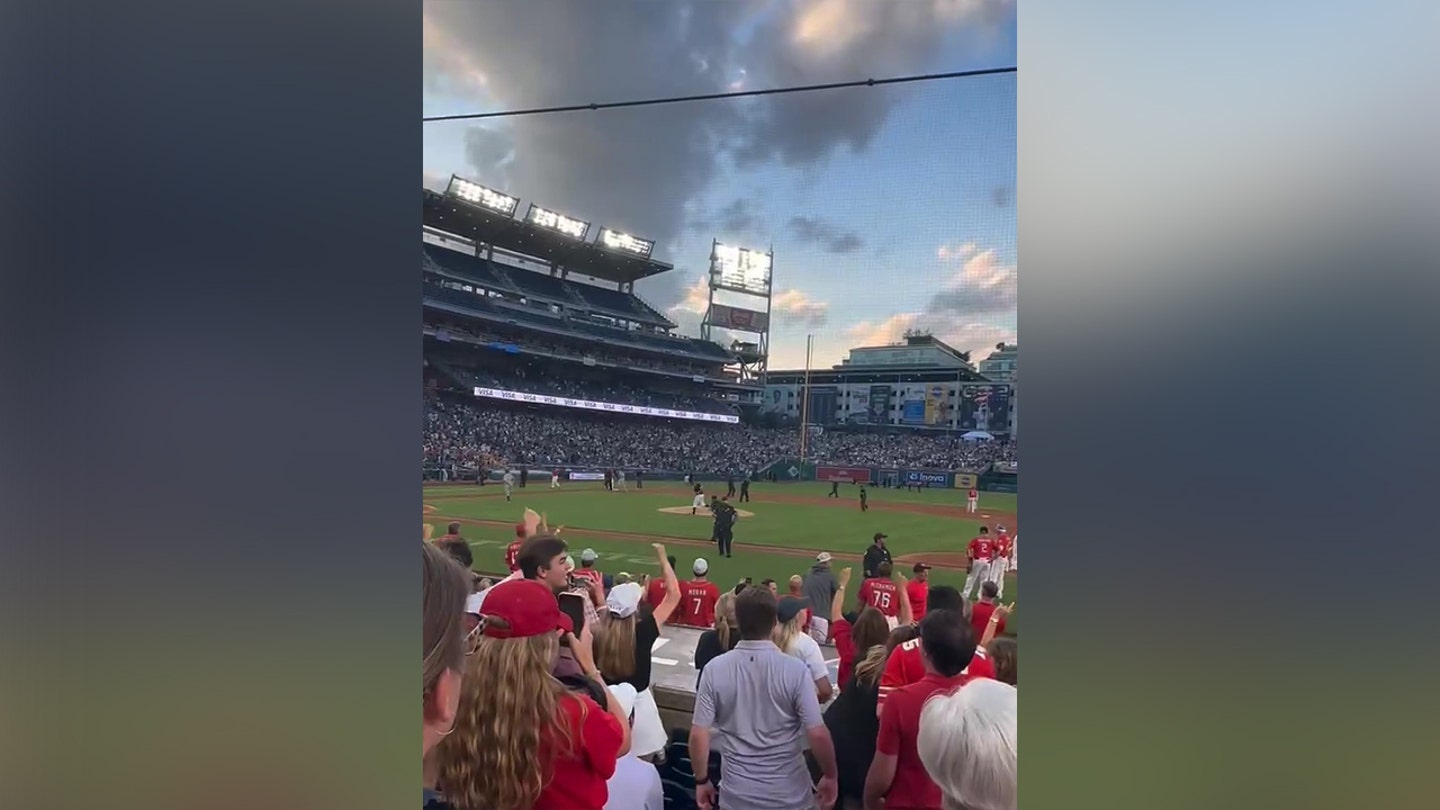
435,579 -> 631,810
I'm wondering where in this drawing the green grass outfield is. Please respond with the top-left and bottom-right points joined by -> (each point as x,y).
426,481 -> 1017,627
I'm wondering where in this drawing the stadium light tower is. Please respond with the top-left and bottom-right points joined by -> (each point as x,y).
702,239 -> 774,386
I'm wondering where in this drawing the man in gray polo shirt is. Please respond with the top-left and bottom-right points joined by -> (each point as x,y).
689,587 -> 839,810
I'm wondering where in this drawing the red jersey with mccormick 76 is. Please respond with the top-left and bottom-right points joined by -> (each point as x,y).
967,536 -> 996,562
504,541 -> 523,573
677,579 -> 720,627
858,577 -> 901,618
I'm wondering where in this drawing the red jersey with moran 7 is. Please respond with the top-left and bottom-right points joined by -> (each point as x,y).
676,579 -> 720,627
877,637 -> 993,711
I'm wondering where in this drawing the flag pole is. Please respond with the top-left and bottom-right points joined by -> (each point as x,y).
799,334 -> 813,461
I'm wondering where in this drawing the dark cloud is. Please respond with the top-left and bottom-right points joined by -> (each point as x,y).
732,0 -> 1016,167
422,0 -> 1014,312
786,215 -> 865,254
689,197 -> 761,236
925,245 -> 1016,316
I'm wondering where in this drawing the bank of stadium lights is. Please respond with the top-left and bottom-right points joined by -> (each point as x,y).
446,175 -> 519,217
597,227 -> 655,259
525,204 -> 589,240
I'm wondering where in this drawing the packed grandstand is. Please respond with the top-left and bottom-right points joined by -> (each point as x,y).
422,183 -> 1015,481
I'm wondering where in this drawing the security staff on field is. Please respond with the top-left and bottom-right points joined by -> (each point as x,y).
711,496 -> 738,559
862,532 -> 892,579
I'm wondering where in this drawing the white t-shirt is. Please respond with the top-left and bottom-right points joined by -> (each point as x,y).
604,754 -> 664,810
786,632 -> 830,684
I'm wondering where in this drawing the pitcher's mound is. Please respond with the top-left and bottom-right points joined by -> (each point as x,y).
658,506 -> 755,518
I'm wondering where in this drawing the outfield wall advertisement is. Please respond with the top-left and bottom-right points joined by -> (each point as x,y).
902,469 -> 953,487
816,465 -> 872,483
951,473 -> 978,489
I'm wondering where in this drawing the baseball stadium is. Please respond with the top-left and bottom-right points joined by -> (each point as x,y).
422,177 -> 1018,770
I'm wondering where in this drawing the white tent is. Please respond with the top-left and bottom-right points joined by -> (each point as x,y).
960,430 -> 994,441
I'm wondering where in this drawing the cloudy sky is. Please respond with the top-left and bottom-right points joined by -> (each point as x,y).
423,0 -> 1016,370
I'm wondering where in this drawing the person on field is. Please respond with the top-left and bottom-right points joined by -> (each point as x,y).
801,552 -> 840,645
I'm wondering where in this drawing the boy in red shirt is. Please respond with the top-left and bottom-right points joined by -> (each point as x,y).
675,558 -> 720,628
865,608 -> 984,810
970,580 -> 1009,638
906,563 -> 931,618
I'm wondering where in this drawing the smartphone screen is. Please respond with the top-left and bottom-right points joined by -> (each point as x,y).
557,593 -> 586,638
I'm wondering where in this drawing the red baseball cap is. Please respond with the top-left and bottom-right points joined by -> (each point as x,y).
480,579 -> 573,639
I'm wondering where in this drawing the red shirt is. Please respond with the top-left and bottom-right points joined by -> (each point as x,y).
533,692 -> 625,810
906,581 -> 929,618
968,489 -> 978,499
676,579 -> 720,627
878,637 -> 993,712
967,536 -> 996,562
573,567 -> 604,590
504,541 -> 523,573
995,533 -> 1013,559
970,601 -> 1008,637
876,672 -> 977,809
833,617 -> 856,688
858,578 -> 901,617
644,576 -> 668,613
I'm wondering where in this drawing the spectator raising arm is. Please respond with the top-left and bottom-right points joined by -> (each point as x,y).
651,543 -> 682,625
979,603 -> 1014,647
831,566 -> 853,624
895,570 -> 914,627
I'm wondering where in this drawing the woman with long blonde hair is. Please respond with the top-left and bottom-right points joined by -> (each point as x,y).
773,595 -> 834,703
595,543 -> 678,759
436,579 -> 631,810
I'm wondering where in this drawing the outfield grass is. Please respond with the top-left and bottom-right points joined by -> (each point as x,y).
425,481 -> 1018,626
427,482 -> 1013,554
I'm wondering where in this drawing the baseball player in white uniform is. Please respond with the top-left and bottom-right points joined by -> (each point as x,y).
502,470 -> 515,502
691,488 -> 706,515
615,469 -> 628,492
990,525 -> 1013,599
550,469 -> 560,489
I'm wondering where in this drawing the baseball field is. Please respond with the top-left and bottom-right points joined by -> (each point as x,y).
425,480 -> 1017,630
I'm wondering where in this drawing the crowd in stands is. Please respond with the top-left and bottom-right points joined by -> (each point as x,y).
424,393 -> 1018,474
423,512 -> 1017,810
427,315 -> 729,379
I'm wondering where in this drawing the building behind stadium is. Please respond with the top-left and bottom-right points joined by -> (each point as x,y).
763,334 -> 1017,439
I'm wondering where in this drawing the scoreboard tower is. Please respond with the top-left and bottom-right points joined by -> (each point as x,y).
700,239 -> 774,386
